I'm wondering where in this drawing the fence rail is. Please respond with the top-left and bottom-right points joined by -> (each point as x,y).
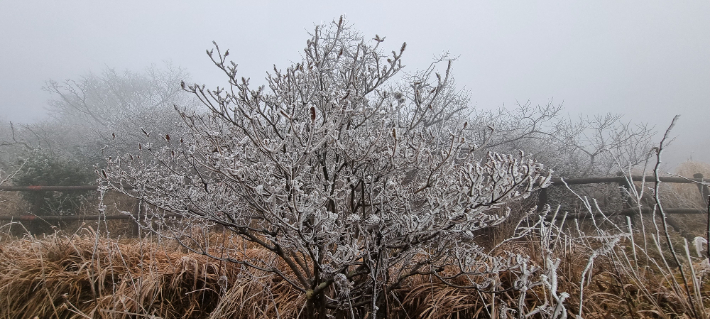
1,175 -> 705,191
0,214 -> 133,221
542,172 -> 710,221
0,185 -> 102,191
1,173 -> 708,222
0,214 -> 181,221
550,175 -> 708,185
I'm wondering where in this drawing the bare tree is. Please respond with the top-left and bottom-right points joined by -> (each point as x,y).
38,62 -> 194,164
0,120 -> 32,172
471,101 -> 655,178
103,18 -> 555,318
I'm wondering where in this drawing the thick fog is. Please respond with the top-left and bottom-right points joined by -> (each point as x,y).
1,0 -> 708,168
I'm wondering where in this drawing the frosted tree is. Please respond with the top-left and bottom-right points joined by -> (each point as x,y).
103,18 -> 554,318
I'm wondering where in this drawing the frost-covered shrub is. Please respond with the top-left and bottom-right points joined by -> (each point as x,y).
103,18 -> 554,318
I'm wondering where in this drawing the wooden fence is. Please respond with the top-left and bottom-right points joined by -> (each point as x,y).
541,173 -> 710,219
1,173 -> 709,222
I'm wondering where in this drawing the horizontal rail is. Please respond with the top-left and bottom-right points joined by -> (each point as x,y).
550,208 -> 708,220
619,208 -> 708,215
0,176 -> 705,192
3,207 -> 705,222
0,185 -> 99,191
550,175 -> 706,186
0,214 -> 182,221
1,175 -> 706,222
0,185 -> 138,191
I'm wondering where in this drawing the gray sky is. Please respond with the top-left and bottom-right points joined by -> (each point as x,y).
1,0 -> 708,166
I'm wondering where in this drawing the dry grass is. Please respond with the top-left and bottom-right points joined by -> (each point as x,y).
0,229 -> 240,319
0,228 -> 499,319
3,226 -> 709,319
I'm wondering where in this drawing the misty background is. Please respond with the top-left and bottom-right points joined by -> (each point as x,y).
1,0 -> 708,168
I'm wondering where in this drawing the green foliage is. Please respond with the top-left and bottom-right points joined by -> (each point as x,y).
13,152 -> 95,216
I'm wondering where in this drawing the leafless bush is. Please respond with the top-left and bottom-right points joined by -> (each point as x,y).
102,18 -> 562,318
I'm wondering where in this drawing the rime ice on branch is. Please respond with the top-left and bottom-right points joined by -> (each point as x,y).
103,17 -> 552,318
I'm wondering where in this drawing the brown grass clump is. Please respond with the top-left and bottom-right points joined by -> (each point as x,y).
3,219 -> 710,318
0,229 -> 243,318
207,270 -> 303,319
401,281 -> 484,318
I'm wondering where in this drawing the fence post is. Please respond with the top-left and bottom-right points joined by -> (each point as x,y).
694,173 -> 710,205
707,194 -> 710,260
